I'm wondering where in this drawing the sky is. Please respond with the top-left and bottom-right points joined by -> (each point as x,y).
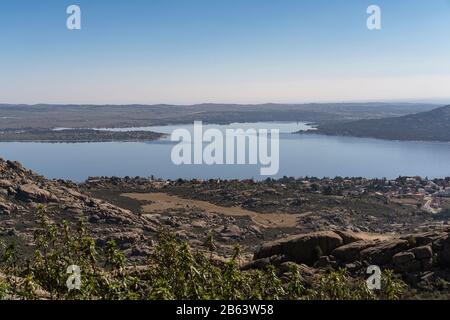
1,0 -> 450,105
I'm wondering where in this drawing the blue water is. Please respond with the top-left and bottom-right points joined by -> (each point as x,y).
1,122 -> 450,181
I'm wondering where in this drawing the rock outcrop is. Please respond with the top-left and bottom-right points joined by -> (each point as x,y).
252,229 -> 450,290
254,231 -> 344,265
331,240 -> 375,263
360,239 -> 409,265
0,158 -> 159,262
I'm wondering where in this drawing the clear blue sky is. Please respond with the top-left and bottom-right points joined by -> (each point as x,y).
1,0 -> 450,104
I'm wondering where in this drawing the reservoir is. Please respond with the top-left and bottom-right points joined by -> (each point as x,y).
1,122 -> 450,181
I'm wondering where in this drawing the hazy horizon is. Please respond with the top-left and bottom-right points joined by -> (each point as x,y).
1,99 -> 449,106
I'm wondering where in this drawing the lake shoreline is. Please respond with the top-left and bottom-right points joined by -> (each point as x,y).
297,130 -> 450,144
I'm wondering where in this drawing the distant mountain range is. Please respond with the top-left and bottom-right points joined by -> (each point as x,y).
310,105 -> 450,142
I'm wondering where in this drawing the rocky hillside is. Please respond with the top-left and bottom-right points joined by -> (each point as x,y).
0,158 -> 159,262
308,105 -> 450,141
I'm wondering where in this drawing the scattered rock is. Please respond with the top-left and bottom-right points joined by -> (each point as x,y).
334,230 -> 365,244
331,240 -> 375,263
255,231 -> 343,265
360,239 -> 409,265
0,179 -> 13,189
393,251 -> 415,265
393,251 -> 421,272
439,235 -> 450,267
314,255 -> 337,269
410,246 -> 433,260
16,184 -> 58,203
242,258 -> 270,270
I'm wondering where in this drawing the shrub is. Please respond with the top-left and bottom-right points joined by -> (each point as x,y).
0,206 -> 406,300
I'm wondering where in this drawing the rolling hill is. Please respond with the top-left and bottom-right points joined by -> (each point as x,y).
310,105 -> 450,141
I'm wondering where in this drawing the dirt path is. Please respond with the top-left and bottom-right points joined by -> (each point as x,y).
122,192 -> 307,228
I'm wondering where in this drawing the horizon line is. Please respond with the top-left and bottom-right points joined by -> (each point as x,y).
1,99 -> 449,107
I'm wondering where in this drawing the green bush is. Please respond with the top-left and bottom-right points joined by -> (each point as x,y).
0,205 -> 406,300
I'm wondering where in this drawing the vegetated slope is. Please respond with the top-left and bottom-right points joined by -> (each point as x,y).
311,105 -> 450,141
0,129 -> 164,142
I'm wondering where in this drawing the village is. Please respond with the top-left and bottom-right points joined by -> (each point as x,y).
83,174 -> 450,237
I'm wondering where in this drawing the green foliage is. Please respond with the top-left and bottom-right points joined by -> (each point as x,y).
308,268 -> 376,300
0,280 -> 11,300
380,269 -> 406,300
0,206 -> 406,300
